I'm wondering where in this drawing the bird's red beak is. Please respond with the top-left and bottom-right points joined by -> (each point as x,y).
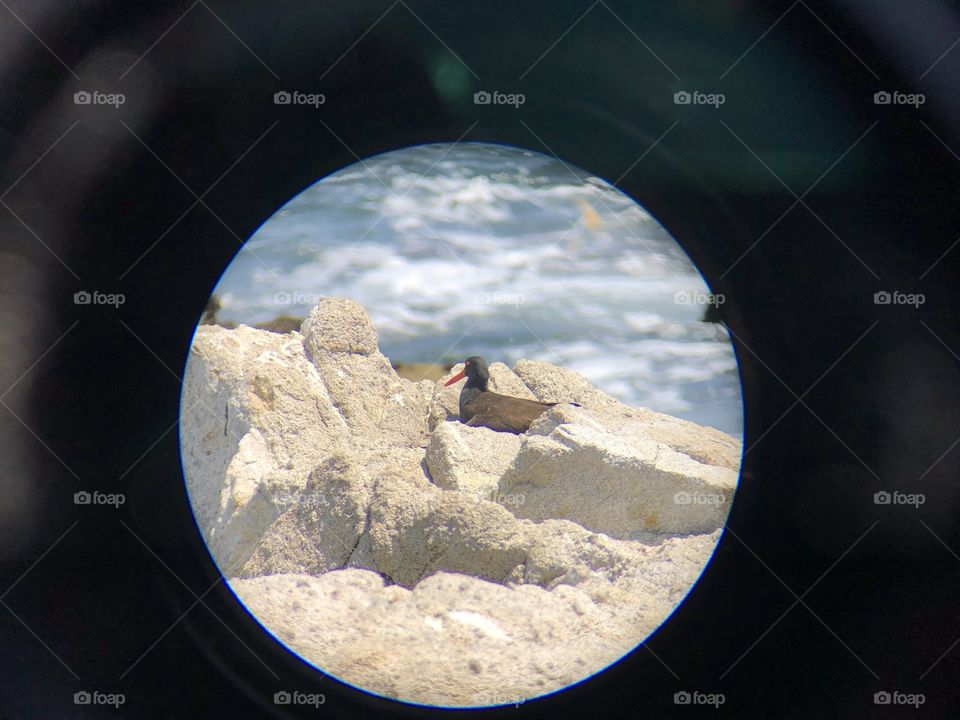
444,370 -> 467,386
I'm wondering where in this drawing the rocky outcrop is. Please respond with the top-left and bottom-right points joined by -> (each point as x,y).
231,530 -> 719,707
180,297 -> 742,707
426,362 -> 739,539
500,404 -> 736,537
425,422 -> 521,498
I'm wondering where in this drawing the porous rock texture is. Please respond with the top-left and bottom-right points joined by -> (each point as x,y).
181,297 -> 741,707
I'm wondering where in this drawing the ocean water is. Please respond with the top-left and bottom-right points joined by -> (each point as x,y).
212,143 -> 743,438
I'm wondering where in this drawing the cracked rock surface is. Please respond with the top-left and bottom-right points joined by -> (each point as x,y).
181,297 -> 741,707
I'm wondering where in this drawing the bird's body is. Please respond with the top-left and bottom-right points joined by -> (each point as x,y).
444,356 -> 556,434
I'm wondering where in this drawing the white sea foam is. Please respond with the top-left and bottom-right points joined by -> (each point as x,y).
213,143 -> 744,436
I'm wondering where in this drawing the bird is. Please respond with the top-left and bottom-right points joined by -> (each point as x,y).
443,356 -> 558,434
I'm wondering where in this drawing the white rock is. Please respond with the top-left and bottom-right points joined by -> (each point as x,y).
230,544 -> 716,707
425,421 -> 520,498
180,297 -> 742,707
516,358 -> 741,470
500,406 -> 738,537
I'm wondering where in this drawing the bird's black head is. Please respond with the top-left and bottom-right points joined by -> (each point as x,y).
445,355 -> 490,391
463,356 -> 489,389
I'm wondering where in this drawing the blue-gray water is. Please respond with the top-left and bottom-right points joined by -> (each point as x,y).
212,143 -> 743,437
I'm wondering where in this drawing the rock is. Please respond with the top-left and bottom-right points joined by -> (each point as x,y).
238,455 -> 372,577
232,530 -> 720,707
180,297 -> 742,707
513,358 -> 612,407
181,324 -> 346,576
181,300 -> 434,577
500,405 -> 738,538
426,399 -> 737,538
301,297 -> 379,355
515,359 -> 741,471
367,474 -> 529,588
228,569 -> 625,707
425,422 -> 520,498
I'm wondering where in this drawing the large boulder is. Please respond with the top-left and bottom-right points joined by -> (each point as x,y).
180,297 -> 742,707
501,406 -> 737,537
427,376 -> 738,538
513,358 -> 741,470
232,528 -> 721,707
425,421 -> 521,498
181,299 -> 435,577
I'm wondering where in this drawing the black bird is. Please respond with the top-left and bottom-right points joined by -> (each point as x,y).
444,356 -> 557,434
